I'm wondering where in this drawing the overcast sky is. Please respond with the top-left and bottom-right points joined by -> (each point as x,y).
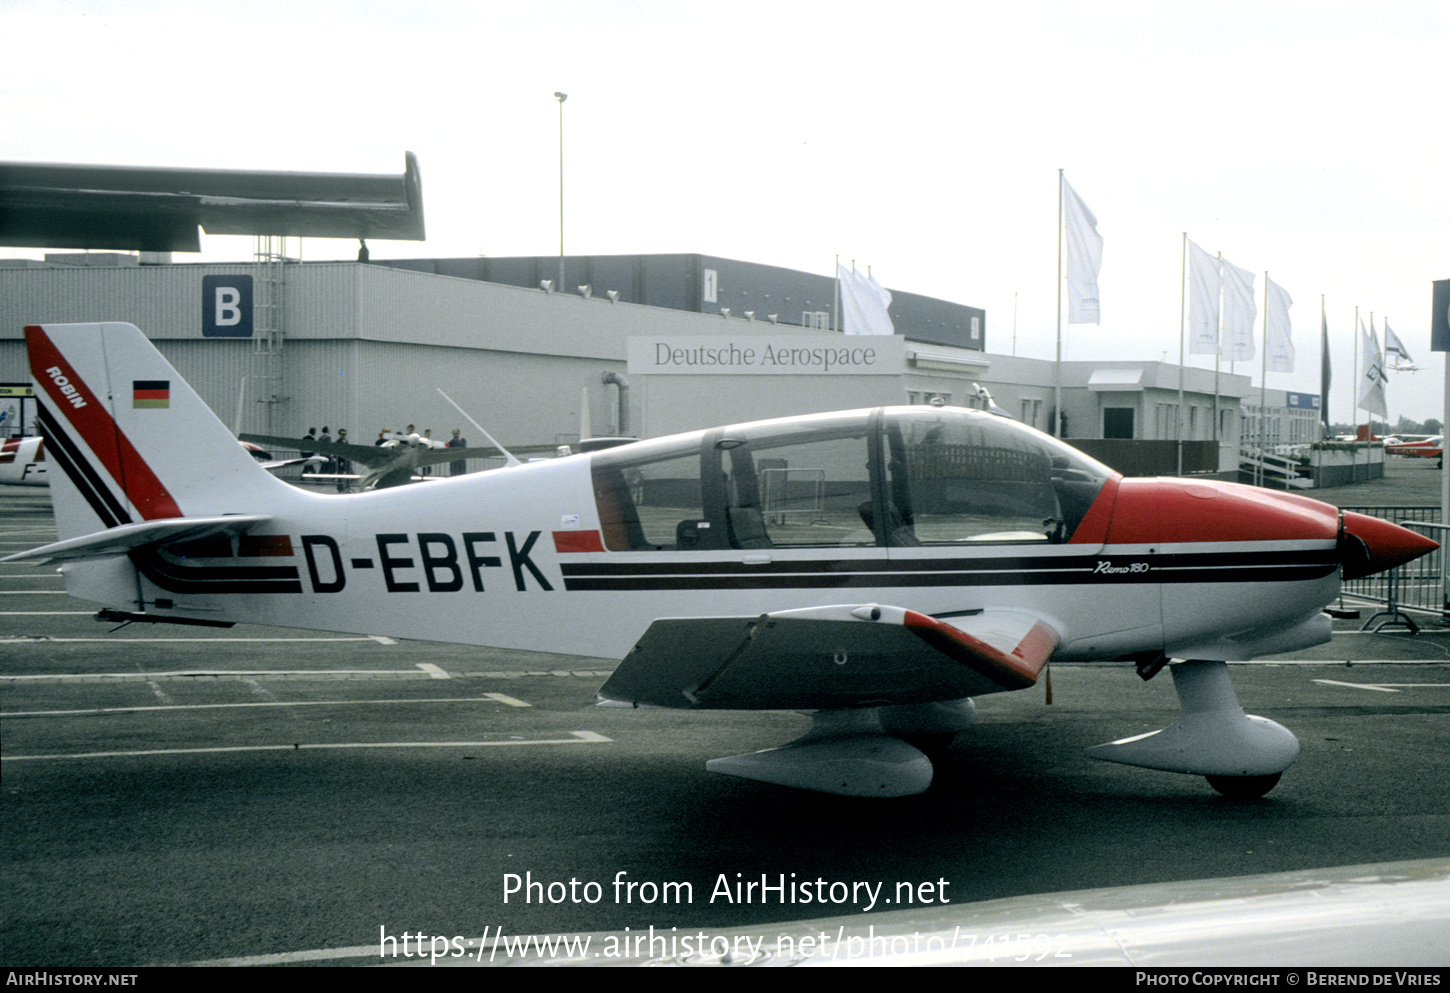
4,0 -> 1446,423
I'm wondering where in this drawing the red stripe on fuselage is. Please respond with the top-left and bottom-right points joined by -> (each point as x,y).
553,530 -> 605,553
24,326 -> 181,520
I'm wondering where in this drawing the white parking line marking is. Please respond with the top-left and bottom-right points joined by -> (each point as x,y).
0,603 -> 94,611
0,636 -> 394,642
0,668 -> 607,683
187,945 -> 378,967
1313,679 -> 1450,693
2,731 -> 611,761
0,668 -> 449,682
2,695 -> 533,718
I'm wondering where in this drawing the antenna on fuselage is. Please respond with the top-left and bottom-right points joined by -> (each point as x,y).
437,389 -> 522,468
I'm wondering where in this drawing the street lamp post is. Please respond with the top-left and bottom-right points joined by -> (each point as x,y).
554,91 -> 567,291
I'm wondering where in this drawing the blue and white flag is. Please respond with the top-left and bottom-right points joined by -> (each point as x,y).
1384,322 -> 1417,371
1358,318 -> 1388,418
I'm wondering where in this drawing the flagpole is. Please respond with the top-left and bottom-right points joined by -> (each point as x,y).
1354,305 -> 1361,479
1259,272 -> 1269,487
1177,232 -> 1187,476
1443,331 -> 1449,599
832,254 -> 839,333
1353,304 -> 1359,432
1381,315 -> 1395,432
1055,169 -> 1063,438
1320,294 -> 1328,439
1215,252 -> 1224,451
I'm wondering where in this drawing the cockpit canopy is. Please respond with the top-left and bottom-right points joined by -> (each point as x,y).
590,407 -> 1116,551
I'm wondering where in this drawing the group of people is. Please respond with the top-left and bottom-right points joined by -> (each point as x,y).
373,424 -> 471,477
293,423 -> 473,484
299,426 -> 349,474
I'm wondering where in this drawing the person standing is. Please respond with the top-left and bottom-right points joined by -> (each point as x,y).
333,428 -> 351,492
301,427 -> 317,473
447,428 -> 468,477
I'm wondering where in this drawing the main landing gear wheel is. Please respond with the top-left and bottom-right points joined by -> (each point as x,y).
897,732 -> 959,757
1205,773 -> 1282,798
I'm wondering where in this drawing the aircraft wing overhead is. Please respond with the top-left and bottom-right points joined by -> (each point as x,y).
237,436 -> 552,470
598,605 -> 1059,711
239,435 -> 392,467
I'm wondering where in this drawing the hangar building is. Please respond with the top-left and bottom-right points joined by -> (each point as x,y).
1,250 -> 1322,477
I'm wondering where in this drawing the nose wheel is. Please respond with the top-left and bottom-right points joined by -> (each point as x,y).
1086,660 -> 1298,796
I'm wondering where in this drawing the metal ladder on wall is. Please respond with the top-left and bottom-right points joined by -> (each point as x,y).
250,234 -> 293,436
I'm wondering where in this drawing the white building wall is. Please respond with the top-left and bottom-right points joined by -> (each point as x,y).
0,264 -> 1275,465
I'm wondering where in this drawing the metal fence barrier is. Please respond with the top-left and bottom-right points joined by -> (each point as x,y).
1338,506 -> 1447,631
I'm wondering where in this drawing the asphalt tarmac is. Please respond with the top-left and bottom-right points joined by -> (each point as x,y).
2,484 -> 1448,967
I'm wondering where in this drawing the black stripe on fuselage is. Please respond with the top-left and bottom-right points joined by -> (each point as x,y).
558,549 -> 1338,591
37,406 -> 132,528
131,552 -> 304,595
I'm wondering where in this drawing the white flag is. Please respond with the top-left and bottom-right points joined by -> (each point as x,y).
1220,258 -> 1257,362
837,264 -> 895,336
1385,322 -> 1417,370
1264,278 -> 1294,373
1187,240 -> 1222,355
1358,318 -> 1388,418
1062,178 -> 1102,325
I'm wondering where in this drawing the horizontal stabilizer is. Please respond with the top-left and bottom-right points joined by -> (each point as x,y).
598,604 -> 1059,710
2,514 -> 271,565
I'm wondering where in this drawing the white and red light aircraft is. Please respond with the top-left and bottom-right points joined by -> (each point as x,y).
0,435 -> 47,485
7,322 -> 1439,797
0,436 -> 319,487
1384,436 -> 1444,459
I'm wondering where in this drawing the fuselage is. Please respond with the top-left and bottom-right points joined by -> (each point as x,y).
107,407 -> 1370,664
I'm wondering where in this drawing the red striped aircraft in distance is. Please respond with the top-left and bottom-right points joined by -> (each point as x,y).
0,434 -> 322,487
1384,435 -> 1443,459
0,435 -> 46,486
6,322 -> 1438,797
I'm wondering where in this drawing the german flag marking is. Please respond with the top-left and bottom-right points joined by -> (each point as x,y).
133,380 -> 170,409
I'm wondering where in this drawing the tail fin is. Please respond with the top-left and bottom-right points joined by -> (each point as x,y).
25,322 -> 288,542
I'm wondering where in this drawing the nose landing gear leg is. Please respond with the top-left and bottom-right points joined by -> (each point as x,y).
1086,660 -> 1299,797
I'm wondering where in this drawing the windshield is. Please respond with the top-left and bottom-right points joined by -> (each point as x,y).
590,408 -> 1115,550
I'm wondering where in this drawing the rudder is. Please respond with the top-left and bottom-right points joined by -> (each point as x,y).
26,322 -> 287,541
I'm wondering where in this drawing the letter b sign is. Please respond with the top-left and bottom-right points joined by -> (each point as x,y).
202,275 -> 254,337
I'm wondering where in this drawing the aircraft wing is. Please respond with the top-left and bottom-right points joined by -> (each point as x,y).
239,435 -> 393,467
598,604 -> 1059,710
411,443 -> 568,465
238,436 -> 552,470
257,456 -> 325,471
2,515 -> 272,566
